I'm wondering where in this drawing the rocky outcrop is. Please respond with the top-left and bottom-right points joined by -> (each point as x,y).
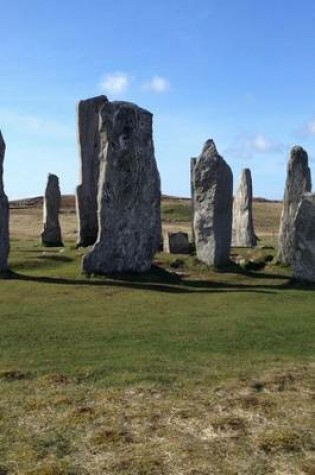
0,131 -> 9,272
277,146 -> 311,265
76,95 -> 108,247
41,174 -> 63,247
163,232 -> 190,254
292,193 -> 315,282
82,101 -> 161,274
232,168 -> 257,247
193,140 -> 233,267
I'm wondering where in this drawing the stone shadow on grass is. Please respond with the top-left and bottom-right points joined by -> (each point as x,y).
4,264 -> 303,295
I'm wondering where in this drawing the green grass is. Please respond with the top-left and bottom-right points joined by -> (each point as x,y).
0,239 -> 314,473
1,240 -> 313,383
161,201 -> 192,222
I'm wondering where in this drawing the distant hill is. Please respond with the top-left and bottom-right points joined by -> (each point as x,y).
9,194 -> 281,209
10,195 -> 75,210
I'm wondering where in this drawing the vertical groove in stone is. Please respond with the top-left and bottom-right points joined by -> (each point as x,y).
76,95 -> 108,247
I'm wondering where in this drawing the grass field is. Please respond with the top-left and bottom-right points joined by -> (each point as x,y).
0,199 -> 314,474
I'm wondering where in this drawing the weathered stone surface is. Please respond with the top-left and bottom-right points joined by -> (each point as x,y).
41,174 -> 63,247
76,95 -> 108,247
0,131 -> 9,272
232,168 -> 257,247
83,101 -> 161,274
292,193 -> 315,282
193,140 -> 233,267
277,146 -> 311,265
163,232 -> 190,254
190,157 -> 197,244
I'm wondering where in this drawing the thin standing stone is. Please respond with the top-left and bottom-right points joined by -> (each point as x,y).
193,139 -> 233,267
0,131 -> 9,272
277,146 -> 311,265
232,168 -> 257,247
292,193 -> 315,282
41,174 -> 63,247
190,157 -> 197,245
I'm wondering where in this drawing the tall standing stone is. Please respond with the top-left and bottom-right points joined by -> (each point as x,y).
41,174 -> 63,247
190,157 -> 197,245
292,193 -> 315,282
277,146 -> 311,265
193,140 -> 233,267
76,95 -> 108,247
0,131 -> 9,272
232,168 -> 257,247
83,101 -> 161,274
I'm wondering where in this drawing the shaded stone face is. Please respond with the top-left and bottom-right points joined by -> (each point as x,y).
41,174 -> 63,247
0,131 -> 9,272
163,232 -> 190,254
76,95 -> 108,247
190,157 -> 197,244
277,146 -> 311,265
193,140 -> 233,267
292,193 -> 315,282
232,168 -> 257,247
82,101 -> 161,274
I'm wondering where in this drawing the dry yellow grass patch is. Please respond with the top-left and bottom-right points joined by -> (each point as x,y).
10,209 -> 77,242
1,364 -> 314,474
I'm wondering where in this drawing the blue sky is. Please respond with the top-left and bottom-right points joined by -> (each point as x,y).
1,0 -> 315,199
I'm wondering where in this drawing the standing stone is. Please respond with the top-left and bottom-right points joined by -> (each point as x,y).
190,157 -> 197,245
292,193 -> 315,282
41,174 -> 63,247
163,232 -> 190,254
193,140 -> 233,267
76,95 -> 108,247
83,101 -> 161,274
0,131 -> 9,272
232,168 -> 257,247
277,146 -> 311,265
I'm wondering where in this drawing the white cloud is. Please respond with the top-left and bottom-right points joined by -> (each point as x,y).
225,133 -> 284,159
143,75 -> 170,93
250,134 -> 278,153
297,119 -> 315,137
0,109 -> 73,139
100,72 -> 129,94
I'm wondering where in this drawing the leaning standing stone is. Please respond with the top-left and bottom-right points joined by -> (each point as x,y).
76,95 -> 108,247
83,101 -> 161,274
193,140 -> 233,267
41,174 -> 63,247
0,131 -> 9,272
232,168 -> 257,247
277,146 -> 311,265
292,193 -> 315,282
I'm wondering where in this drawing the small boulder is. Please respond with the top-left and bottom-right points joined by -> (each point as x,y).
163,232 -> 190,254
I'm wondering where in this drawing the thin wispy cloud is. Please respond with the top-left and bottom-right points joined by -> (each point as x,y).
296,119 -> 315,138
0,109 -> 73,139
226,133 -> 284,160
100,72 -> 129,94
143,75 -> 170,93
